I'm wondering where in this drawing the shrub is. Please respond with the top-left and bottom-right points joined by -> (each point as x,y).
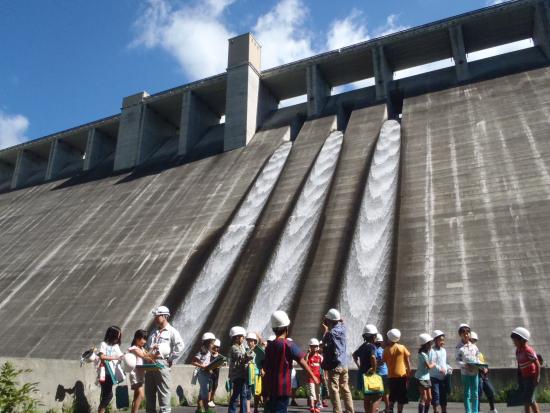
0,362 -> 42,413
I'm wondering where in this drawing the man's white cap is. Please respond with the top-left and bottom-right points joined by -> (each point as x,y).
152,306 -> 170,316
271,310 -> 291,328
324,308 -> 341,321
432,330 -> 445,339
470,331 -> 479,341
213,339 -> 221,347
309,338 -> 320,346
202,332 -> 216,341
246,332 -> 258,341
229,326 -> 246,337
387,328 -> 401,343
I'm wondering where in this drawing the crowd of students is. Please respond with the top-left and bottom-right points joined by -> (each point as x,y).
92,306 -> 542,413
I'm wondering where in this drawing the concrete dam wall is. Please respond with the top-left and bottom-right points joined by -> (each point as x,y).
0,0 -> 550,388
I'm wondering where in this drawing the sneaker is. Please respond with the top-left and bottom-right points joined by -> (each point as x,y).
316,402 -> 322,409
208,401 -> 216,408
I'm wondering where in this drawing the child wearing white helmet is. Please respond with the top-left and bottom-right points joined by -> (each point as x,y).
246,332 -> 266,413
353,324 -> 382,413
306,338 -> 323,413
415,333 -> 436,413
208,339 -> 223,408
455,323 -> 481,413
228,326 -> 254,413
470,332 -> 497,413
262,311 -> 319,413
382,328 -> 411,413
374,333 -> 390,413
511,327 -> 541,413
429,330 -> 450,413
193,332 -> 217,413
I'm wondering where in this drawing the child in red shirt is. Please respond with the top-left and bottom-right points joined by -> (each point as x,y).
511,327 -> 541,413
307,338 -> 323,413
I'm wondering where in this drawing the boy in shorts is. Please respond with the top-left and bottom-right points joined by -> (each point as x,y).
383,329 -> 411,413
511,327 -> 541,413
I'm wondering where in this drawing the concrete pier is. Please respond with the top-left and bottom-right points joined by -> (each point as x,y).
0,160 -> 14,191
83,128 -> 116,171
449,25 -> 470,82
11,148 -> 49,189
534,2 -> 550,60
373,46 -> 393,101
45,139 -> 83,180
306,64 -> 331,117
178,90 -> 220,156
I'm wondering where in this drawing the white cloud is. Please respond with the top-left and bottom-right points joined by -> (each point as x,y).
373,14 -> 409,37
0,111 -> 29,150
132,0 -> 235,80
253,0 -> 314,69
326,9 -> 369,51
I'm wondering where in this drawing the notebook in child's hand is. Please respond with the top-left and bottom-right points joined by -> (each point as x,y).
207,355 -> 227,370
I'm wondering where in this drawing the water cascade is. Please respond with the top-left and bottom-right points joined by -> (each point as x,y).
246,131 -> 344,337
172,142 -> 292,357
340,120 -> 401,355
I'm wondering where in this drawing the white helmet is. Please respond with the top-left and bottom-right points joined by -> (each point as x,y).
268,334 -> 277,341
121,353 -> 137,373
470,331 -> 479,341
213,339 -> 221,347
324,308 -> 341,321
246,332 -> 258,341
387,328 -> 401,343
271,310 -> 291,328
202,332 -> 216,341
432,330 -> 445,339
229,326 -> 246,337
375,333 -> 384,343
152,306 -> 170,316
512,327 -> 531,341
158,342 -> 171,358
309,338 -> 320,346
363,324 -> 378,335
458,323 -> 471,333
418,333 -> 433,346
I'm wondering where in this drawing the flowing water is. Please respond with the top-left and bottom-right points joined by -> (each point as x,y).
246,131 -> 344,337
172,142 -> 292,357
340,120 -> 401,355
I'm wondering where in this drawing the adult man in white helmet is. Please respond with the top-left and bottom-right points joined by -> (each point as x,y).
145,306 -> 184,413
262,310 -> 319,413
321,308 -> 354,413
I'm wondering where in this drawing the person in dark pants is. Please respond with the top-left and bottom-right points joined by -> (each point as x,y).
262,311 -> 319,413
429,330 -> 450,413
228,326 -> 253,413
97,326 -> 123,413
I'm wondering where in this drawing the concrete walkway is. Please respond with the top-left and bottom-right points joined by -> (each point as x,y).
164,401 -> 538,413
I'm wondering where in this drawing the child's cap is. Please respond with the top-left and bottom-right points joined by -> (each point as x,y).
202,332 -> 216,341
417,333 -> 433,346
432,330 -> 445,339
375,333 -> 384,343
458,323 -> 471,334
309,338 -> 320,346
511,327 -> 530,341
213,339 -> 221,347
229,326 -> 246,337
246,332 -> 258,341
387,328 -> 401,343
470,331 -> 479,341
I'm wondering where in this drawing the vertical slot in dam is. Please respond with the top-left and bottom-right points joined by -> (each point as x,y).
172,142 -> 292,357
340,120 -> 401,355
246,130 -> 344,337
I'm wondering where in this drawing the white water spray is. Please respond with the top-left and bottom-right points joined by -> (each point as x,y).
172,142 -> 292,357
340,120 -> 401,355
246,131 -> 344,337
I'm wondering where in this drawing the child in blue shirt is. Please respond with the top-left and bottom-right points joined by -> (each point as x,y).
415,334 -> 435,413
375,333 -> 390,413
429,330 -> 450,413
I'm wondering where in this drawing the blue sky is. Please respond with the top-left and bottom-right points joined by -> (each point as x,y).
0,0 -> 509,148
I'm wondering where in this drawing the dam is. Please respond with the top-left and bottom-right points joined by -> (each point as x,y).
0,1 -> 550,405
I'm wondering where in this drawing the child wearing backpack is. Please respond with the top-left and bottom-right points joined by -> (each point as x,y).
429,330 -> 450,413
193,332 -> 216,413
307,338 -> 323,413
375,333 -> 390,413
97,326 -> 123,413
228,326 -> 254,413
455,324 -> 480,413
209,339 -> 223,408
246,332 -> 266,413
353,324 -> 381,413
511,327 -> 541,413
416,334 -> 435,413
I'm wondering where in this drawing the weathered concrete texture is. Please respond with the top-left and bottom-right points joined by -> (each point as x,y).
373,46 -> 393,101
114,93 -> 148,171
306,64 -> 330,117
83,128 -> 116,171
178,90 -> 220,156
11,149 -> 49,189
137,105 -> 178,164
206,115 -> 337,347
291,105 -> 387,347
0,126 -> 289,358
45,139 -> 83,181
0,357 -> 230,411
395,66 -> 550,368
